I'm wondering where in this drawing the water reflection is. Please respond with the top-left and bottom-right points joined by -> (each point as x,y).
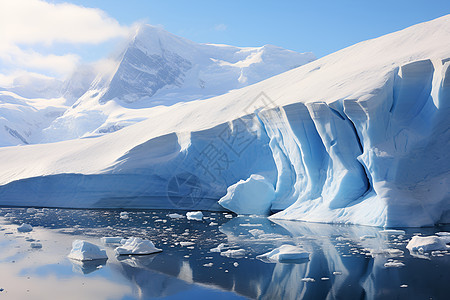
0,208 -> 449,299
70,258 -> 108,275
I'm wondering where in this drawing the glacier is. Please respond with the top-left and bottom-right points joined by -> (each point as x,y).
0,16 -> 449,227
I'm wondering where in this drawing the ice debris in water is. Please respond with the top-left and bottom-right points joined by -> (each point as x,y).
119,212 -> 129,219
17,223 -> 33,233
436,232 -> 450,236
100,237 -> 123,244
115,237 -> 162,255
186,211 -> 203,221
179,242 -> 195,247
26,208 -> 38,214
406,235 -> 449,252
256,245 -> 310,263
301,278 -> 315,283
68,240 -> 108,261
384,260 -> 405,268
168,213 -> 184,219
220,249 -> 246,258
210,243 -> 230,253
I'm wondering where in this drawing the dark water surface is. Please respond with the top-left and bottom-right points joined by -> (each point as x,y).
0,208 -> 449,299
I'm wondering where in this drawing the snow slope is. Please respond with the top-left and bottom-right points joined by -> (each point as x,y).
0,16 -> 449,227
40,24 -> 315,142
0,90 -> 67,147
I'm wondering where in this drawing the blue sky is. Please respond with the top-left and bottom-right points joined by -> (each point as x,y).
56,0 -> 450,57
1,0 -> 450,83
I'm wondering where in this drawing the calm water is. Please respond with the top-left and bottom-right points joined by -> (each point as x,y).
0,207 -> 449,300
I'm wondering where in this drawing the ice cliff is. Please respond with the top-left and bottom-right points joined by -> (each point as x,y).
0,16 -> 449,227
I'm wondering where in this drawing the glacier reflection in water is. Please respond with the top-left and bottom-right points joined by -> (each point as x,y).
0,208 -> 449,299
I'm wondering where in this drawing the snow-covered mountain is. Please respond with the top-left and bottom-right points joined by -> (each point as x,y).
40,24 -> 315,142
0,16 -> 449,227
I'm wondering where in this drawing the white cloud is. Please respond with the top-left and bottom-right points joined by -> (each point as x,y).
0,44 -> 80,76
0,0 -> 128,47
0,0 -> 130,81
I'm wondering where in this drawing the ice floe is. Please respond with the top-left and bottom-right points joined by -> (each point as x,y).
68,240 -> 108,261
115,237 -> 162,255
406,235 -> 449,252
186,211 -> 203,221
256,245 -> 310,263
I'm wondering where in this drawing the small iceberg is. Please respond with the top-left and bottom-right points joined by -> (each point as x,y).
186,211 -> 203,221
384,260 -> 405,268
26,208 -> 38,214
17,223 -> 33,233
220,249 -> 246,258
257,245 -> 310,263
168,213 -> 184,219
406,235 -> 449,252
210,243 -> 230,253
115,237 -> 162,255
68,240 -> 108,261
119,212 -> 129,219
179,241 -> 195,247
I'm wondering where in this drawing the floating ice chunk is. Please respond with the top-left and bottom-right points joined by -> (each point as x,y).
26,208 -> 37,214
203,263 -> 213,267
436,232 -> 450,236
379,229 -> 406,235
301,278 -> 315,282
435,232 -> 450,243
179,241 -> 195,247
400,284 -> 408,288
115,237 -> 162,255
68,240 -> 108,261
168,213 -> 184,219
233,262 -> 239,267
218,174 -> 275,215
209,222 -> 218,226
224,214 -> 233,219
384,261 -> 405,268
220,249 -> 246,258
100,236 -> 123,244
30,242 -> 42,249
256,245 -> 310,263
406,235 -> 448,252
186,211 -> 203,221
210,243 -> 230,253
321,277 -> 330,281
333,271 -> 342,275
119,212 -> 129,219
17,223 -> 33,233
